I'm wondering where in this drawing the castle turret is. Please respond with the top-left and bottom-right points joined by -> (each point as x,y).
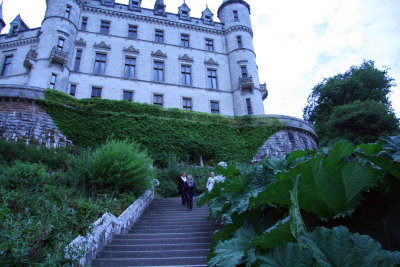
27,0 -> 83,91
218,0 -> 266,116
0,1 -> 5,33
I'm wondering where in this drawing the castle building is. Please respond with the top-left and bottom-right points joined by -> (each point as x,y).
0,0 -> 268,116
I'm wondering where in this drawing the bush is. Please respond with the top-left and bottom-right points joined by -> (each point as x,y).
0,161 -> 49,190
0,139 -> 79,170
68,139 -> 154,195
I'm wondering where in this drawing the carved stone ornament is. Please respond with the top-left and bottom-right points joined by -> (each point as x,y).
93,41 -> 111,50
151,50 -> 167,58
204,58 -> 219,66
75,38 -> 87,47
178,54 -> 194,62
123,46 -> 140,54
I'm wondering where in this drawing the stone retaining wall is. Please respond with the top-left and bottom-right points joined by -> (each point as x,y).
252,115 -> 318,162
0,84 -> 71,147
65,190 -> 154,266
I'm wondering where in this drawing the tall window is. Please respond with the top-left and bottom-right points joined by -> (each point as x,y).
123,90 -> 133,101
246,98 -> 253,115
237,36 -> 243,48
181,34 -> 189,47
207,69 -> 218,89
1,55 -> 13,76
100,20 -> 110,34
64,5 -> 72,19
128,25 -> 138,39
153,61 -> 164,82
57,37 -> 65,50
233,10 -> 239,21
131,0 -> 140,10
206,39 -> 214,52
183,97 -> 192,111
81,17 -> 88,30
10,25 -> 18,36
210,101 -> 220,114
155,30 -> 164,43
94,53 -> 106,75
241,66 -> 248,77
49,73 -> 57,89
91,87 -> 102,98
153,94 -> 163,107
181,65 -> 191,86
70,84 -> 77,96
74,49 -> 82,71
124,57 -> 136,78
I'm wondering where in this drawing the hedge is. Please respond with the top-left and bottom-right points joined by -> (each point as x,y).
38,90 -> 281,166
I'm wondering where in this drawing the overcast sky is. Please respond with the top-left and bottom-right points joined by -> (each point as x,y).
2,0 -> 399,119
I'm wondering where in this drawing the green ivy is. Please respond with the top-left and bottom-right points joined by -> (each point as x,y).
38,90 -> 281,167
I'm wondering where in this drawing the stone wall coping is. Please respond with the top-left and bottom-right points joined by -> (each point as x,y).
65,190 -> 154,266
264,114 -> 317,137
0,84 -> 44,100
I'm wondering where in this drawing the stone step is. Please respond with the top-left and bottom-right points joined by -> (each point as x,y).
113,232 -> 212,239
129,227 -> 219,234
97,249 -> 209,258
110,237 -> 212,245
92,257 -> 207,266
103,243 -> 211,252
137,217 -> 212,224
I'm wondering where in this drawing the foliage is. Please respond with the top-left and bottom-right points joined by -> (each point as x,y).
155,154 -> 214,198
0,161 -> 138,266
67,139 -> 154,195
0,139 -> 80,170
38,89 -> 281,167
303,60 -> 399,145
197,135 -> 400,266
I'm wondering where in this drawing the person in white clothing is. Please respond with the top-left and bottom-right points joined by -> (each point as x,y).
206,172 -> 217,192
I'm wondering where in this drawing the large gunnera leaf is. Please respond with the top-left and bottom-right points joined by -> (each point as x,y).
278,140 -> 383,218
258,226 -> 400,267
208,223 -> 256,267
358,136 -> 400,179
252,175 -> 306,249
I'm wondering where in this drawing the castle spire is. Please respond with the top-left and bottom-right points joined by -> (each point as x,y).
0,0 -> 6,33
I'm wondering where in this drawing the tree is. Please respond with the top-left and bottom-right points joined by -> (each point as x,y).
304,60 -> 399,144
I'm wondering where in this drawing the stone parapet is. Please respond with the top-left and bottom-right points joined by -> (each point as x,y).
65,190 -> 154,267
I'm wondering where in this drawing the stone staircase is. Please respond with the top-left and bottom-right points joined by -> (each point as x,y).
92,197 -> 218,266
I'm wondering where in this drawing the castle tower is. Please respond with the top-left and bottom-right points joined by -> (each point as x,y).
27,0 -> 83,91
0,1 -> 5,33
218,0 -> 266,116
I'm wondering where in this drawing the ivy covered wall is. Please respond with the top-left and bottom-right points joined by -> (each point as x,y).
38,90 -> 281,166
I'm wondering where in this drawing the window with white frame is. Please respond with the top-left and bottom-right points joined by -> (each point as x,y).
183,97 -> 192,111
49,73 -> 57,89
70,84 -> 77,96
181,65 -> 192,86
207,69 -> 218,89
210,101 -> 220,114
153,61 -> 164,82
94,53 -> 107,75
1,55 -> 13,76
91,87 -> 102,98
124,57 -> 136,78
153,94 -> 163,107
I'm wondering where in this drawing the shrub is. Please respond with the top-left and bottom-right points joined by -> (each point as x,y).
68,139 -> 154,195
0,161 -> 50,190
0,139 -> 79,170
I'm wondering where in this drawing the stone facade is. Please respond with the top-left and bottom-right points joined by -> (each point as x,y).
0,85 -> 71,147
65,190 -> 154,266
0,0 -> 268,116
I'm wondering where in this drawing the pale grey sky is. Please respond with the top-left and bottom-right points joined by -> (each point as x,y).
2,0 -> 399,119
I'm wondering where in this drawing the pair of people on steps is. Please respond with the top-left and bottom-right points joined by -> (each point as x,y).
178,171 -> 197,211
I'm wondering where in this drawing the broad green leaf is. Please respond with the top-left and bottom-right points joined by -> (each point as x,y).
359,153 -> 400,179
252,179 -> 292,208
279,140 -> 383,218
381,135 -> 400,162
252,175 -> 306,249
208,223 -> 256,267
256,242 -> 314,267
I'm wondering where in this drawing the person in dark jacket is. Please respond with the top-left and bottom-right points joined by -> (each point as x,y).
184,175 -> 197,211
177,171 -> 187,206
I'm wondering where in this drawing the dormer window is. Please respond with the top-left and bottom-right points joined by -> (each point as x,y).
129,0 -> 141,11
102,0 -> 114,7
201,6 -> 214,25
10,25 -> 18,36
181,11 -> 188,20
205,16 -> 211,23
